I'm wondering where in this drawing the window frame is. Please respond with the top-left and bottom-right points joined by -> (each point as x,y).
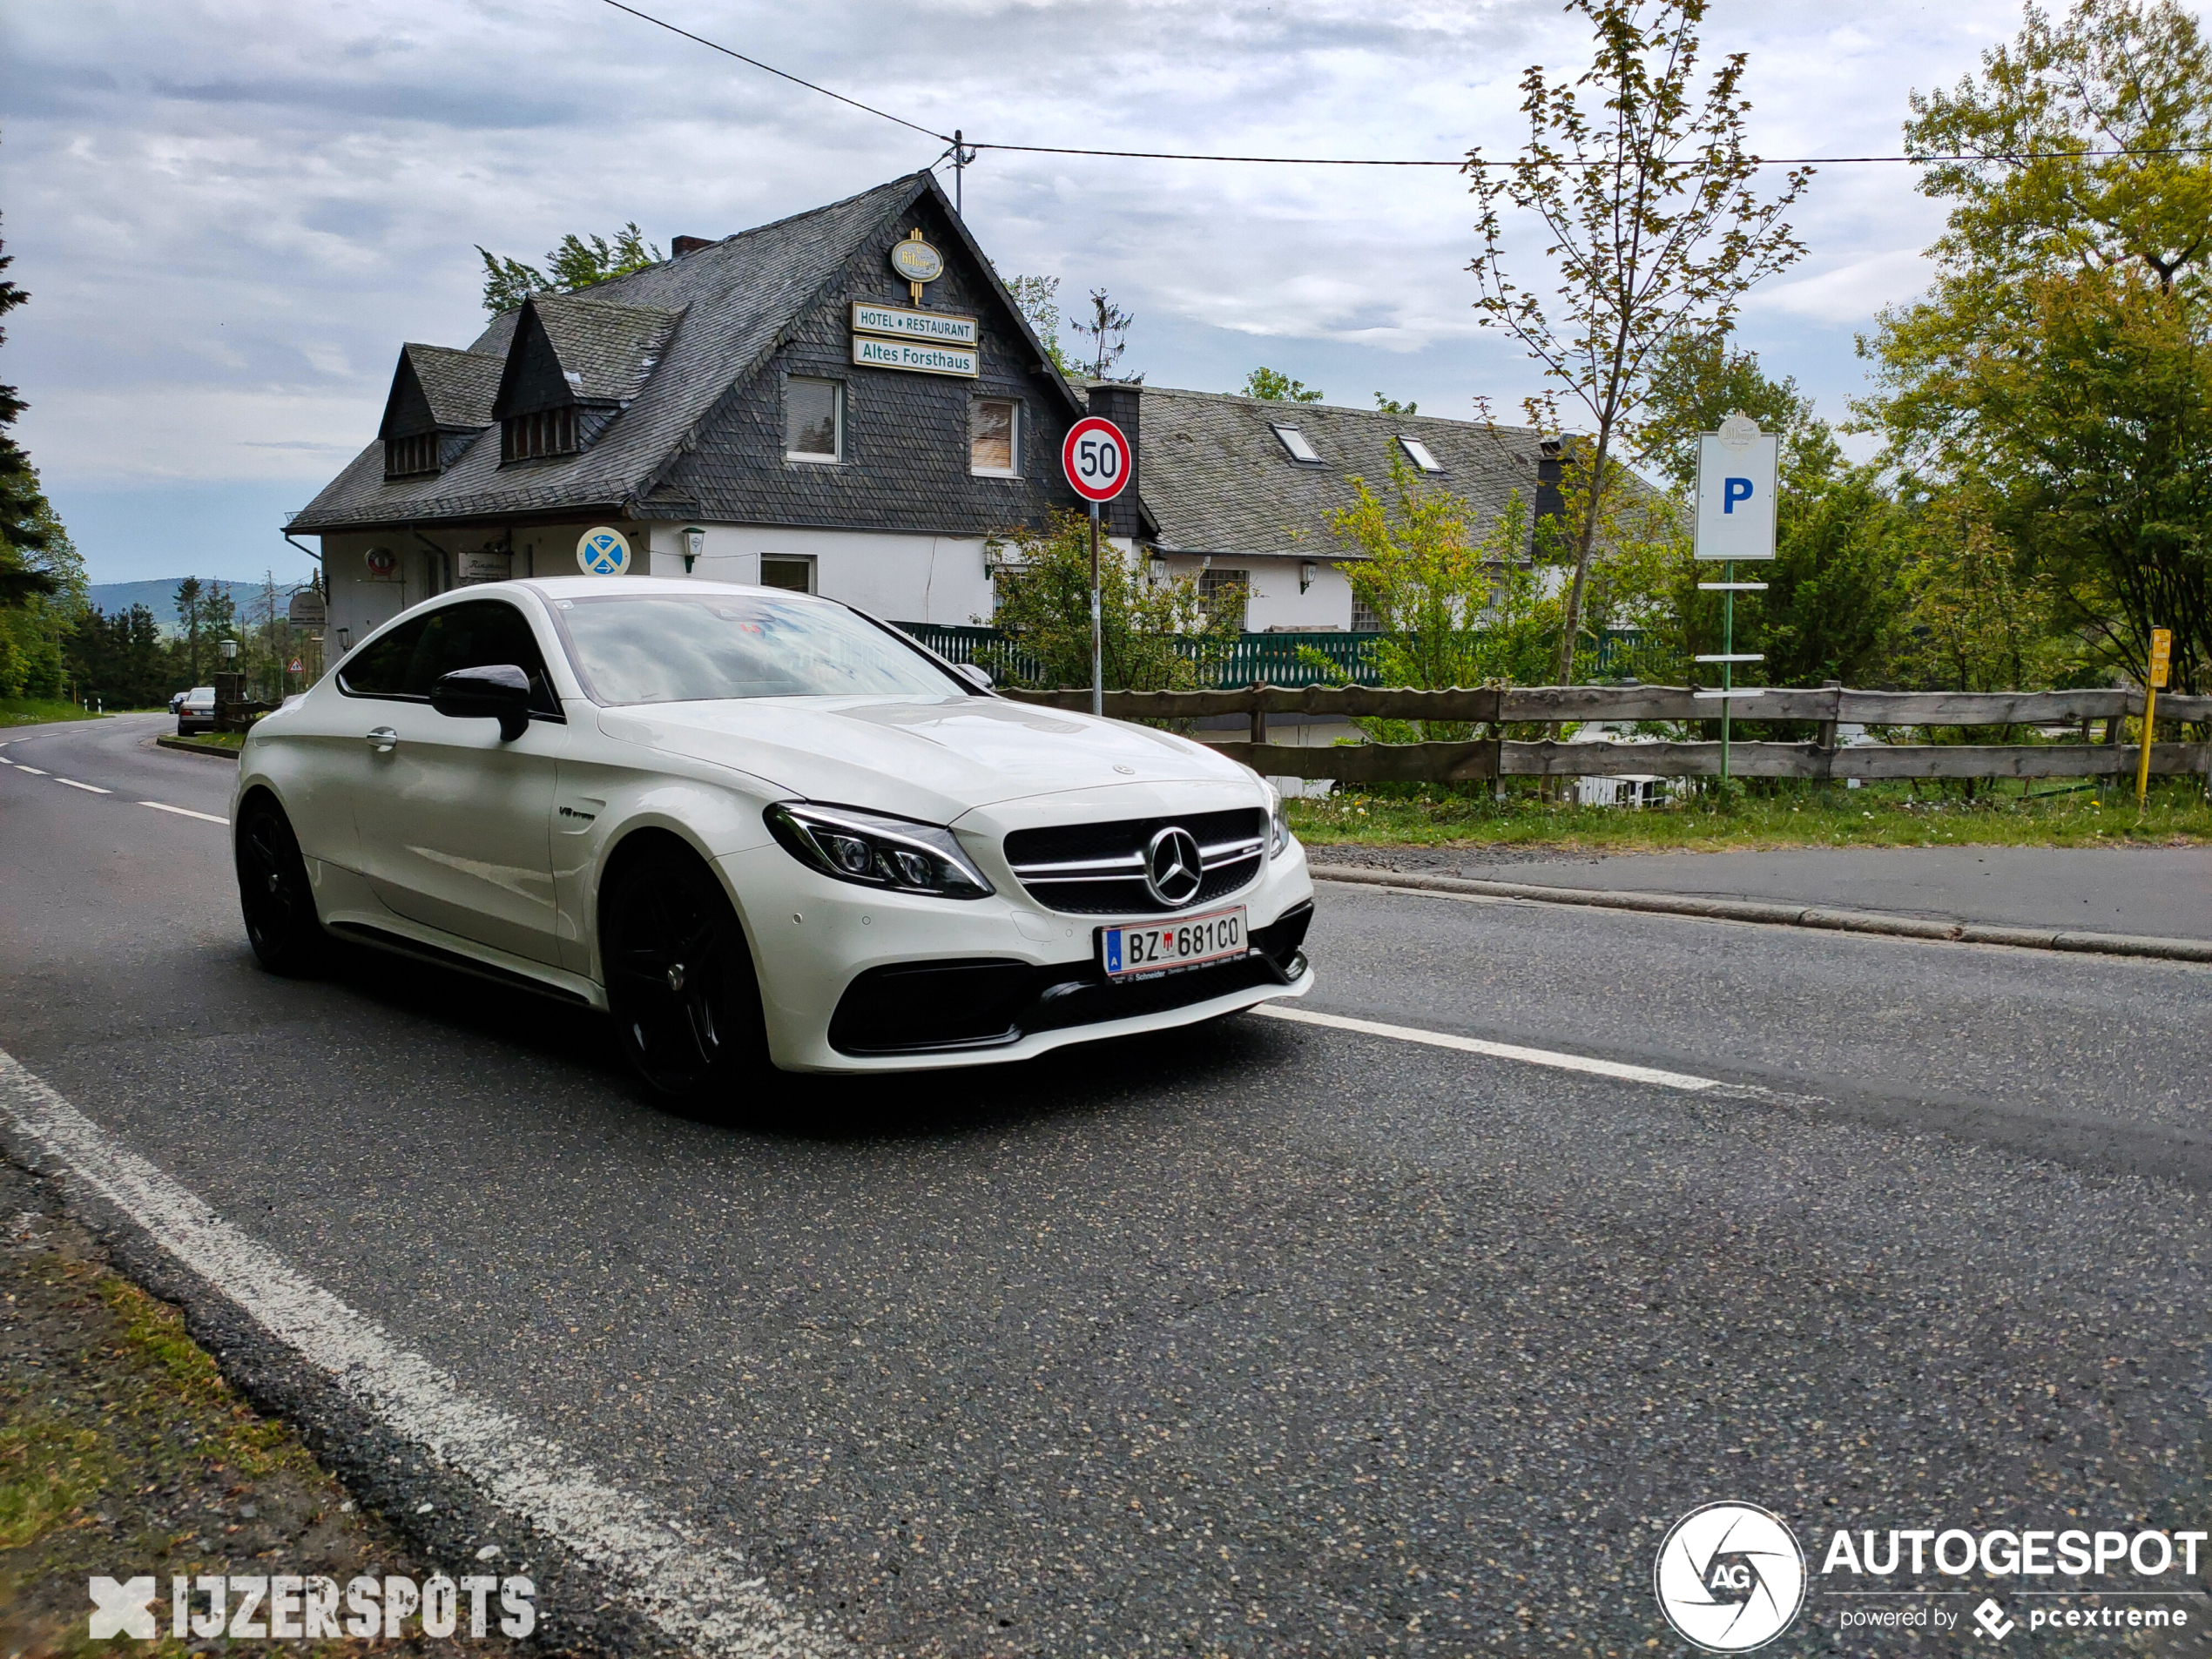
969,397 -> 1022,478
1198,567 -> 1252,630
785,376 -> 845,465
758,554 -> 818,595
1398,435 -> 1445,474
1271,424 -> 1322,465
384,432 -> 441,479
501,406 -> 578,464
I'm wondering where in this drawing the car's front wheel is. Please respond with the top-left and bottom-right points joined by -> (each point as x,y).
601,844 -> 772,1108
235,795 -> 327,975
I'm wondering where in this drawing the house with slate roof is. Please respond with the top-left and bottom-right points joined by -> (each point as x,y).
291,171 -> 1563,649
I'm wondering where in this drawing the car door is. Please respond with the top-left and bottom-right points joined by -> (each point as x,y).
341,597 -> 566,965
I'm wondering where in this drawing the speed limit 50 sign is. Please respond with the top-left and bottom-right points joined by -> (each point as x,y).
1062,416 -> 1131,503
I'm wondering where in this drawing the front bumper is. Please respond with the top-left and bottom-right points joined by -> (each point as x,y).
720,835 -> 1316,1073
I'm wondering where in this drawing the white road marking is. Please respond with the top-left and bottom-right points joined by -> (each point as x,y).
0,1050 -> 840,1659
1255,1003 -> 1723,1092
56,778 -> 111,794
140,800 -> 229,826
14,765 -> 45,775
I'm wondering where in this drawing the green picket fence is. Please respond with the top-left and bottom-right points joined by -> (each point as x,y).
890,623 -> 1671,690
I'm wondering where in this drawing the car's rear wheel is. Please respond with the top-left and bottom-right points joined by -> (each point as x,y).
235,795 -> 326,975
601,844 -> 772,1107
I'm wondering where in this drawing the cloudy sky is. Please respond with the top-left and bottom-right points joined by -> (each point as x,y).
0,0 -> 2127,583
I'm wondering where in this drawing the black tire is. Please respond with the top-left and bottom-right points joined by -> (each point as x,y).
601,844 -> 772,1106
235,795 -> 327,975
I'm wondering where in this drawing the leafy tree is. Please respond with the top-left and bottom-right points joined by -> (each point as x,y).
1003,273 -> 1076,379
1069,289 -> 1137,381
983,509 -> 1231,690
1244,368 -> 1325,403
1322,455 -> 1561,738
476,223 -> 663,314
1372,393 -> 1420,415
1467,0 -> 1811,687
64,603 -> 171,709
1863,0 -> 2212,691
0,489 -> 81,699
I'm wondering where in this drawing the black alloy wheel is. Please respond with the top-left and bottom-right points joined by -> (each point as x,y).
602,848 -> 770,1105
235,796 -> 326,975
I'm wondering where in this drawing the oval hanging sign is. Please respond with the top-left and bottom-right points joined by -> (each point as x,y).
577,526 -> 631,577
889,238 -> 944,284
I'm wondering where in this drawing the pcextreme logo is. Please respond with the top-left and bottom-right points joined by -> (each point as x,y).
1654,1502 -> 1809,1652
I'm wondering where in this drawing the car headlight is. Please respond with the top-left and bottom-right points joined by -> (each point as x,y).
1266,781 -> 1291,858
765,802 -> 995,900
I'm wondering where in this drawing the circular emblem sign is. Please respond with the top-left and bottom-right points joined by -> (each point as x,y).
577,527 -> 631,577
889,239 -> 943,284
1062,416 -> 1131,503
1653,1502 -> 1806,1652
364,546 -> 397,579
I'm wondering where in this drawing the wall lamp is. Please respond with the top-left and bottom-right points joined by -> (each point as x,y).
683,526 -> 705,574
1299,560 -> 1318,594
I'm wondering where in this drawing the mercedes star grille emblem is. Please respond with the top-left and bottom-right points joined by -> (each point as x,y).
1143,826 -> 1205,907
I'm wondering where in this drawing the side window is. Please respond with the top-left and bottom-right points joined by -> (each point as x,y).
341,602 -> 558,714
339,615 -> 431,698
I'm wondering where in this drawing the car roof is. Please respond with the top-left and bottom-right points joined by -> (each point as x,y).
513,575 -> 826,602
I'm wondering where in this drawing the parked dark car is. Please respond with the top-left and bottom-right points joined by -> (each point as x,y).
176,686 -> 217,736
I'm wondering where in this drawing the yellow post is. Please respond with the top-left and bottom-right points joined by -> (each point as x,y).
2136,626 -> 2172,807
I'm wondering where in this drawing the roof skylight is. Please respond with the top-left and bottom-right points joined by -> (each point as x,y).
1271,425 -> 1321,464
1399,436 -> 1444,473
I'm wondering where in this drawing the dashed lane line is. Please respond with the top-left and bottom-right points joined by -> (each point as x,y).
1254,1002 -> 1726,1093
55,778 -> 111,794
140,800 -> 229,826
0,1049 -> 840,1659
13,765 -> 45,775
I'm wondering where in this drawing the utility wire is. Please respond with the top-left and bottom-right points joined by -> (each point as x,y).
598,0 -> 951,143
601,0 -> 2212,170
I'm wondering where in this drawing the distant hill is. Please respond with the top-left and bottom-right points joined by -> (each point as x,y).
85,579 -> 270,631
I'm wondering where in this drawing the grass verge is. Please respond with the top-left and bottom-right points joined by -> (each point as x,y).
0,699 -> 102,729
1285,777 -> 2212,853
0,1157 -> 525,1656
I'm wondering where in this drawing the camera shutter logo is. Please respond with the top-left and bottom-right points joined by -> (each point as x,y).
1653,1502 -> 1806,1652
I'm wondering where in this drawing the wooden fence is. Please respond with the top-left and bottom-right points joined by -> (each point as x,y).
999,683 -> 2212,785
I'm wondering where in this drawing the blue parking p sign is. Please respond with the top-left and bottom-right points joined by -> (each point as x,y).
577,527 -> 631,576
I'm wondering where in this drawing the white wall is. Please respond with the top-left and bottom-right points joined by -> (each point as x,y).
1153,552 -> 1357,631
651,523 -> 994,625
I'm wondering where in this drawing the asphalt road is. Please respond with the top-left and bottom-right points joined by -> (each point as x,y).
3,712 -> 2209,1656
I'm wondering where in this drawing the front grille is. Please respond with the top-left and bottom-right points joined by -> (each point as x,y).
826,902 -> 1314,1055
1004,807 -> 1267,915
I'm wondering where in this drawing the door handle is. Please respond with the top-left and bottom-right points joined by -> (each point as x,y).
366,726 -> 398,753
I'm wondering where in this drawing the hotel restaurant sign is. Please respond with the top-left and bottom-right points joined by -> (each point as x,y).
849,234 -> 978,377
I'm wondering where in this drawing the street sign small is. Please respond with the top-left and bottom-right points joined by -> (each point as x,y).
1062,416 -> 1131,504
364,546 -> 397,579
2149,627 -> 2172,689
288,658 -> 303,674
1694,414 -> 1779,561
577,527 -> 631,577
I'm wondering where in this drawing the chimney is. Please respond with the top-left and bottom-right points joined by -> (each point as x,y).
671,236 -> 714,258
1086,382 -> 1143,540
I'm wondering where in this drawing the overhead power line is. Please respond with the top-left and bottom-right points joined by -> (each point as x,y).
600,0 -> 2212,171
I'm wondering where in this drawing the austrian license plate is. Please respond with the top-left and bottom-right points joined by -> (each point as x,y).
1099,907 -> 1248,980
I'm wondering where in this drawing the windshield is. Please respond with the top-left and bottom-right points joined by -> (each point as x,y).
550,592 -> 965,705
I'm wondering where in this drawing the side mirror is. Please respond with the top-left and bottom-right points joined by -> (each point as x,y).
430,664 -> 533,741
954,662 -> 993,692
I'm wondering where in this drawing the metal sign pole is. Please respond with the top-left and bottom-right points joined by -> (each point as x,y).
1089,499 -> 1103,718
1722,559 -> 1734,785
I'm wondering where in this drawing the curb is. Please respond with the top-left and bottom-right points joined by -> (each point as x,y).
157,734 -> 241,759
1306,863 -> 2212,965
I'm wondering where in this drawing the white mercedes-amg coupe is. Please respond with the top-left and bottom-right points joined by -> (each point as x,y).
232,577 -> 1315,1099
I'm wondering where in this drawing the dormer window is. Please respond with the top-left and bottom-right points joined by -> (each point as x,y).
1271,424 -> 1320,465
1399,435 -> 1444,473
502,407 -> 577,462
384,432 -> 441,479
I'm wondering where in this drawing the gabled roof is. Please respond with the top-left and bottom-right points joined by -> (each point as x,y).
493,293 -> 684,416
1134,388 -> 1553,560
377,344 -> 503,440
295,172 -> 1036,532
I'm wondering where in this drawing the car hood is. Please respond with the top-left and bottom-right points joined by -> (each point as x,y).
595,694 -> 1258,819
